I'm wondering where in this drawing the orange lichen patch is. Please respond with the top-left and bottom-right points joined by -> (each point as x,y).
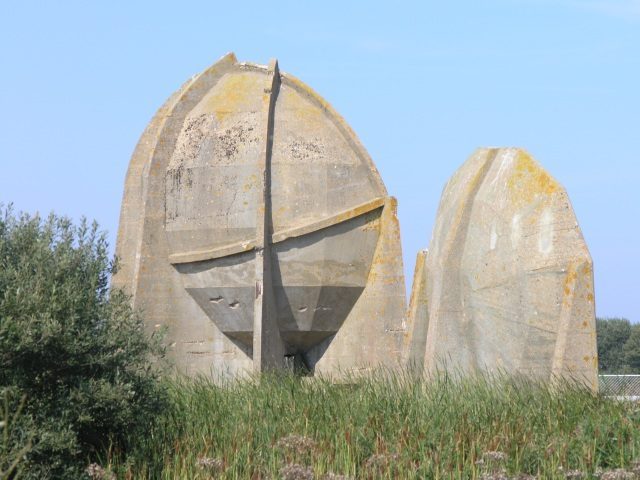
561,266 -> 579,306
201,72 -> 264,121
361,217 -> 381,232
507,151 -> 560,206
564,268 -> 578,289
582,263 -> 592,275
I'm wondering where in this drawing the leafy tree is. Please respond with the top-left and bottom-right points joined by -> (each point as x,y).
623,324 -> 640,372
0,206 -> 166,478
596,317 -> 632,373
0,388 -> 32,479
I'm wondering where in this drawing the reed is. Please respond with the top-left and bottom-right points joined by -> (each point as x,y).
104,371 -> 640,479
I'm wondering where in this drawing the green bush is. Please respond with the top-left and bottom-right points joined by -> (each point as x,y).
0,206 -> 166,478
596,317 -> 640,373
623,324 -> 640,371
1,388 -> 32,479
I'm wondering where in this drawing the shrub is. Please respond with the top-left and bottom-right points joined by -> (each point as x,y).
0,206 -> 166,478
0,387 -> 32,479
623,324 -> 640,371
596,317 -> 639,373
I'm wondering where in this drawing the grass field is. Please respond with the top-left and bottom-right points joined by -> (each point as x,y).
103,371 -> 640,479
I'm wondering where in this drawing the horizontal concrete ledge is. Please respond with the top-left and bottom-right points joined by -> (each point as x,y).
271,197 -> 386,243
168,239 -> 257,264
168,196 -> 386,265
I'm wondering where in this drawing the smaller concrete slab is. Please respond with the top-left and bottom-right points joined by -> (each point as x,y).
406,148 -> 597,390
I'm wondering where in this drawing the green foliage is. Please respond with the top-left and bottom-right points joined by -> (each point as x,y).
110,372 -> 640,479
0,206 -> 166,478
596,317 -> 640,373
1,388 -> 32,479
623,325 -> 640,371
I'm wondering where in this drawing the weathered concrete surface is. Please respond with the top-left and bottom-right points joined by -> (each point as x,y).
404,249 -> 429,369
113,53 -> 406,378
308,197 -> 407,376
406,148 -> 597,389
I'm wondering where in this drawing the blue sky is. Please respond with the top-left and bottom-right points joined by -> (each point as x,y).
1,1 -> 638,321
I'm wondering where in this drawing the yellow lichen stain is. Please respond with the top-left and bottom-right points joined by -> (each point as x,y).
282,87 -> 324,123
586,293 -> 594,302
283,74 -> 334,114
564,269 -> 578,290
582,263 -> 592,275
242,174 -> 259,192
583,355 -> 590,363
367,268 -> 378,283
507,151 -> 560,206
582,320 -> 588,328
201,73 -> 263,122
361,218 -> 381,232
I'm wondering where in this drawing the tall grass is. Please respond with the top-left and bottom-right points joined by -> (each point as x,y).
105,371 -> 640,479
